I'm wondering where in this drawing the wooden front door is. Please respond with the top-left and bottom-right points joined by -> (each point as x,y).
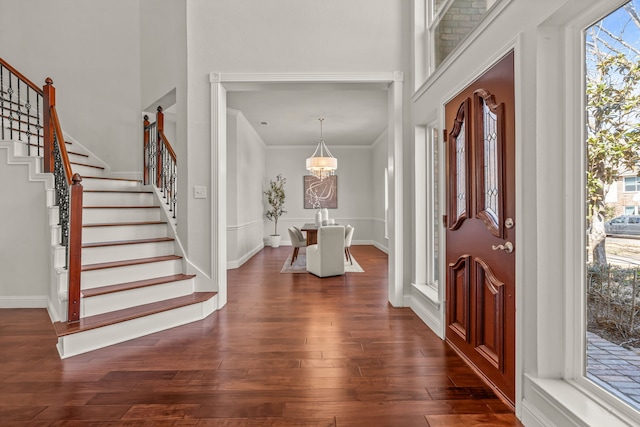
444,51 -> 516,405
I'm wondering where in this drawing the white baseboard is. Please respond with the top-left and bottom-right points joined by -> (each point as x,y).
0,296 -> 49,308
520,399 -> 552,427
406,293 -> 443,338
227,242 -> 265,269
367,240 -> 388,253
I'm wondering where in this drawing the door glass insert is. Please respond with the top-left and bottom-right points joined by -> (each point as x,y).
449,99 -> 470,230
475,89 -> 504,237
483,99 -> 499,224
456,120 -> 467,219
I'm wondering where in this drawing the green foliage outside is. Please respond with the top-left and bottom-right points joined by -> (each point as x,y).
587,263 -> 639,347
586,2 -> 640,265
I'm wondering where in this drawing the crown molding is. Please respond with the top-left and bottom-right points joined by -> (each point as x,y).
210,72 -> 399,84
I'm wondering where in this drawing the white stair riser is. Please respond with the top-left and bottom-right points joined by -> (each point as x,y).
83,207 -> 161,223
68,153 -> 89,164
81,278 -> 195,317
83,192 -> 155,206
11,140 -> 44,157
82,241 -> 175,265
81,259 -> 182,288
53,245 -> 66,269
81,178 -> 141,191
72,164 -> 105,177
82,223 -> 168,244
57,297 -> 217,358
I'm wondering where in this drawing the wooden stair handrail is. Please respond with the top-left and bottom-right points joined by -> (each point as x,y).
41,77 -> 82,324
0,57 -> 43,95
2,62 -> 83,324
143,106 -> 178,218
49,105 -> 73,185
159,131 -> 177,162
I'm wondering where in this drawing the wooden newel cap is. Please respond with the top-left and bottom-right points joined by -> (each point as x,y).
45,77 -> 53,85
157,106 -> 163,113
72,173 -> 83,185
143,115 -> 149,121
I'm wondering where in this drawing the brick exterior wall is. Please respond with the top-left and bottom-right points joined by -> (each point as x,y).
435,0 -> 488,66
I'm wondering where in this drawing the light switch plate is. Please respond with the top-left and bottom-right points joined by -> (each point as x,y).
194,186 -> 207,199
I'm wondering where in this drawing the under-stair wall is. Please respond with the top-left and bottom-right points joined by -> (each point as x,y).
0,140 -> 51,309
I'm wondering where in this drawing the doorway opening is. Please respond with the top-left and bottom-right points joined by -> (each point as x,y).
210,72 -> 404,309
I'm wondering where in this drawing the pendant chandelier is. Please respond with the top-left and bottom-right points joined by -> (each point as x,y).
306,118 -> 337,180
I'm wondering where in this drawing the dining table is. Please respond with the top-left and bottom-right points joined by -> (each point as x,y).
301,222 -> 340,246
300,223 -> 319,246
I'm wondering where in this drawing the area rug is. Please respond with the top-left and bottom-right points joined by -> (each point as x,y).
280,253 -> 364,273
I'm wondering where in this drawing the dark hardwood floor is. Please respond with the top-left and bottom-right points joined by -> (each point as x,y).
0,245 -> 523,426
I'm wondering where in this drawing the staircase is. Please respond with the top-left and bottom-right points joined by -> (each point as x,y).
0,59 -> 217,358
48,140 -> 218,358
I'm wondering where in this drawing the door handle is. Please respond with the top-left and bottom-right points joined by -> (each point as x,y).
491,241 -> 514,253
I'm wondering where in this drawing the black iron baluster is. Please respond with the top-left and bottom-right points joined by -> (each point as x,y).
147,122 -> 157,187
17,79 -> 22,142
36,94 -> 41,156
7,73 -> 13,140
0,65 -> 4,140
170,162 -> 177,218
162,146 -> 168,201
25,87 -> 31,155
53,131 -> 70,269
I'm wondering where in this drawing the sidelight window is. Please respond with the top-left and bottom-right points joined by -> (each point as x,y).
584,0 -> 640,414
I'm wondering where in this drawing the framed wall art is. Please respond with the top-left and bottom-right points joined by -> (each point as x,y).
304,175 -> 337,209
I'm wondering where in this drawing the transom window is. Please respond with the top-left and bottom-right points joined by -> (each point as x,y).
426,0 -> 498,71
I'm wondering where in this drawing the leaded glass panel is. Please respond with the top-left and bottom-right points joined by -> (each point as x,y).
483,100 -> 499,225
456,121 -> 467,219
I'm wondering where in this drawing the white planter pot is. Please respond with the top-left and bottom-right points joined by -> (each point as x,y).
269,235 -> 282,248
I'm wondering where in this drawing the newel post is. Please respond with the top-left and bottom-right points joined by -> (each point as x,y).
42,78 -> 55,173
143,114 -> 150,185
156,106 -> 164,188
67,173 -> 83,323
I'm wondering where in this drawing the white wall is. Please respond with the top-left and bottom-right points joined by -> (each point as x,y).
0,0 -> 142,175
371,131 -> 389,251
140,0 -> 185,111
227,109 -> 266,268
0,145 -> 49,306
180,0 -> 411,285
264,145 -> 378,245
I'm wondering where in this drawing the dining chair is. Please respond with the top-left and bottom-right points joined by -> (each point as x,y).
306,226 -> 345,277
288,226 -> 307,264
344,225 -> 354,265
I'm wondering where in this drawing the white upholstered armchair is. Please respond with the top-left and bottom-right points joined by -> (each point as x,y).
306,225 -> 345,278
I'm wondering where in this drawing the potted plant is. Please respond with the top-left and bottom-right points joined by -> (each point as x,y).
264,174 -> 287,248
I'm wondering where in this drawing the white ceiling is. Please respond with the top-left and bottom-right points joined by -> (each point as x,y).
226,87 -> 388,147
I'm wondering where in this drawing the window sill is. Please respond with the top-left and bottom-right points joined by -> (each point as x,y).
411,282 -> 440,307
523,375 -> 638,426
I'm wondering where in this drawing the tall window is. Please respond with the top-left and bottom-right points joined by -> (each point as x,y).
429,126 -> 440,284
585,0 -> 640,414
